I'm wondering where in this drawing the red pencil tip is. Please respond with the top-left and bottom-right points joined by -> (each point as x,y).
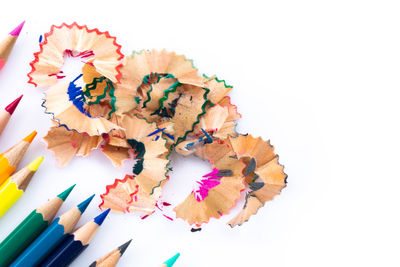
5,95 -> 23,115
9,21 -> 25,36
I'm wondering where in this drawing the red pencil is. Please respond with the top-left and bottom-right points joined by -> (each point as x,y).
0,95 -> 22,135
0,21 -> 25,71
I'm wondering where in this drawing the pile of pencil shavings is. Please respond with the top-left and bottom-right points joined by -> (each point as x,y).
29,22 -> 287,228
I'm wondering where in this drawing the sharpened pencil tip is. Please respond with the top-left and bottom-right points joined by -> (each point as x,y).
77,194 -> 95,213
164,253 -> 180,267
5,95 -> 23,115
57,184 -> 76,201
9,21 -> 25,36
94,208 -> 110,226
27,156 -> 43,171
23,131 -> 37,143
118,239 -> 132,255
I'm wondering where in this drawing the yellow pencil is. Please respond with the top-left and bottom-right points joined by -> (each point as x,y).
0,156 -> 43,218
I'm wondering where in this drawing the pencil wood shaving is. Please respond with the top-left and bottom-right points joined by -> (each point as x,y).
31,22 -> 287,228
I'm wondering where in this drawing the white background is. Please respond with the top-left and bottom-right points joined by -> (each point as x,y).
0,0 -> 399,266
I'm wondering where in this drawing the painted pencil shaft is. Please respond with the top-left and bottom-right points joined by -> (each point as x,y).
0,21 -> 24,71
0,211 -> 48,267
0,95 -> 22,135
40,236 -> 88,267
10,195 -> 94,267
0,131 -> 37,185
0,156 -> 43,218
10,217 -> 67,267
41,209 -> 110,267
89,239 -> 131,267
0,180 -> 23,217
0,185 -> 74,267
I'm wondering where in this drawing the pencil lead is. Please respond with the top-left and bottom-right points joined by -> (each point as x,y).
5,95 -> 23,115
118,239 -> 132,255
164,253 -> 180,267
57,184 -> 76,201
77,194 -> 95,213
94,208 -> 110,226
23,131 -> 37,143
27,156 -> 44,171
9,21 -> 25,36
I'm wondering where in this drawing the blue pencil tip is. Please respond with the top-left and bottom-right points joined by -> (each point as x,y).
77,194 -> 95,213
94,209 -> 110,225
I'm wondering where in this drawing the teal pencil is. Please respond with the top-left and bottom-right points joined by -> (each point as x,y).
10,194 -> 94,267
0,185 -> 75,267
161,253 -> 181,267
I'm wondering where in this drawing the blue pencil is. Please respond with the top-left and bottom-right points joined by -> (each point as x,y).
41,209 -> 110,267
10,194 -> 94,267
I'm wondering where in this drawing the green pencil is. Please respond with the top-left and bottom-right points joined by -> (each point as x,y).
0,185 -> 75,267
10,194 -> 94,267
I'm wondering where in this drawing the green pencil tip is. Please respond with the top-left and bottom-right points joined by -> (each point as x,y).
164,253 -> 180,267
77,194 -> 95,213
57,184 -> 76,201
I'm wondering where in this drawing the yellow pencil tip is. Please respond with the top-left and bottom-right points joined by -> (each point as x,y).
28,156 -> 44,171
23,131 -> 37,143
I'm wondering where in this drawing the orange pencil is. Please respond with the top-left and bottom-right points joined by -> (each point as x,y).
0,21 -> 25,71
0,95 -> 23,135
0,131 -> 36,185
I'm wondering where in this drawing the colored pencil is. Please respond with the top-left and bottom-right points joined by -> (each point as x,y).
0,131 -> 37,185
0,185 -> 75,267
41,209 -> 110,267
0,21 -> 25,71
0,95 -> 23,135
89,239 -> 132,267
161,253 -> 181,267
0,156 -> 43,218
10,194 -> 94,267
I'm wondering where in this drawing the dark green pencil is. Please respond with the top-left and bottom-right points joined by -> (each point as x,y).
10,194 -> 94,267
0,185 -> 75,267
